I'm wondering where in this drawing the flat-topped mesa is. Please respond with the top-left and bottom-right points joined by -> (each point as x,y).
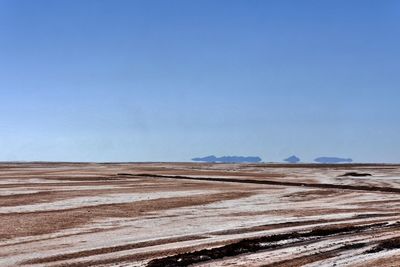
192,155 -> 262,163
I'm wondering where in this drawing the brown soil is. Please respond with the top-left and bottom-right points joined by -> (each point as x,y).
0,191 -> 251,240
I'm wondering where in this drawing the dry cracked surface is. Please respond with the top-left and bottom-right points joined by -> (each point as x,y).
1,162 -> 400,266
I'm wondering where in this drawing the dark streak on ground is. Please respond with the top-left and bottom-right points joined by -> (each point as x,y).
366,237 -> 400,254
121,173 -> 400,194
147,222 -> 398,267
261,242 -> 367,267
339,172 -> 372,177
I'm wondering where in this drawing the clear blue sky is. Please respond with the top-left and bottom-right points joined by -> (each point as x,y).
0,0 -> 399,162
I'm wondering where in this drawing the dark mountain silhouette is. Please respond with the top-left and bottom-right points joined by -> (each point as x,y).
314,157 -> 353,164
192,155 -> 262,163
284,155 -> 300,163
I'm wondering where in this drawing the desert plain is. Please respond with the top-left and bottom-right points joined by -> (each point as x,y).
1,162 -> 400,266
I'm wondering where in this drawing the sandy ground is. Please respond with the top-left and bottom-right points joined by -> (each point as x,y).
1,162 -> 400,266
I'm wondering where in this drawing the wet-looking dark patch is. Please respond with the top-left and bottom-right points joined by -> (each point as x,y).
366,237 -> 400,253
147,222 -> 393,267
339,172 -> 372,177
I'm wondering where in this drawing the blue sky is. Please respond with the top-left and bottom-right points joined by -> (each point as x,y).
0,0 -> 399,162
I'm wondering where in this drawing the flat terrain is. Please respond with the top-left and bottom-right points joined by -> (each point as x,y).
1,162 -> 400,266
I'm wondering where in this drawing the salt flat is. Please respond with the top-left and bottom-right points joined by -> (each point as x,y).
1,162 -> 400,266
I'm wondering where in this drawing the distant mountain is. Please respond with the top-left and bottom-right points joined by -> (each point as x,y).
314,157 -> 353,164
192,155 -> 262,163
284,155 -> 300,163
